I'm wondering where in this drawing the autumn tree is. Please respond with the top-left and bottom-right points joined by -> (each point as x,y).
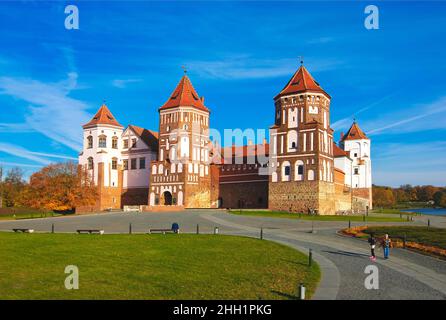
433,191 -> 446,208
0,167 -> 25,207
372,186 -> 396,208
19,162 -> 97,211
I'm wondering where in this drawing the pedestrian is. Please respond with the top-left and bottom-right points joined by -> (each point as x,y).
382,234 -> 392,259
368,233 -> 377,261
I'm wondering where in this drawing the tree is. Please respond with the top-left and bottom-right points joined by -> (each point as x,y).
433,191 -> 446,208
416,185 -> 439,202
372,186 -> 395,208
1,167 -> 25,207
19,162 -> 97,211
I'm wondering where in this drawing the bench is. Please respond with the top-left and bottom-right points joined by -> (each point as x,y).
148,228 -> 174,234
77,229 -> 104,235
13,228 -> 34,233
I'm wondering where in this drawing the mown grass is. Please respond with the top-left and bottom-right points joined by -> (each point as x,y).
228,210 -> 408,222
0,233 -> 320,300
363,226 -> 446,249
0,207 -> 64,220
371,208 -> 416,215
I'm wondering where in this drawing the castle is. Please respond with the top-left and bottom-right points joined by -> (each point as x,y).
78,64 -> 372,215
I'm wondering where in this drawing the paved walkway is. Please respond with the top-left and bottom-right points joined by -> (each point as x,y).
1,210 -> 445,300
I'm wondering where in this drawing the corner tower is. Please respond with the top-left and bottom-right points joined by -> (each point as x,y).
268,64 -> 336,214
340,121 -> 373,209
149,74 -> 212,208
78,103 -> 124,211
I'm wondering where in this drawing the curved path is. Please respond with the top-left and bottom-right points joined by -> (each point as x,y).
1,210 -> 445,300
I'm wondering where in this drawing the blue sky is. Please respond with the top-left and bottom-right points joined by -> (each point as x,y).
0,1 -> 445,186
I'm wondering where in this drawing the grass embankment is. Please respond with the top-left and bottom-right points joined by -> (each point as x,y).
363,226 -> 446,249
343,226 -> 446,259
0,207 -> 64,220
0,233 -> 320,300
229,209 -> 408,222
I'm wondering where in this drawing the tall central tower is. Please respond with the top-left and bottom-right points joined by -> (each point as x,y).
149,74 -> 212,208
268,64 -> 336,214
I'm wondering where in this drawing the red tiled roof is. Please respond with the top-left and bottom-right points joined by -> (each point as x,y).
333,143 -> 349,158
129,125 -> 159,151
341,122 -> 368,141
275,65 -> 330,99
160,75 -> 209,112
83,104 -> 123,129
213,143 -> 269,164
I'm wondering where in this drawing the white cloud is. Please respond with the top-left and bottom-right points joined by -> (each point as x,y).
0,72 -> 91,151
372,141 -> 446,186
0,123 -> 34,133
187,56 -> 342,80
365,96 -> 446,136
0,143 -> 52,165
0,142 -> 76,165
112,78 -> 142,88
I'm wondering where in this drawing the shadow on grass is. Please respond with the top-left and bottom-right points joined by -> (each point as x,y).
271,290 -> 299,300
323,250 -> 369,258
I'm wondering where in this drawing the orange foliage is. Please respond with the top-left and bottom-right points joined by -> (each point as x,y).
18,162 -> 97,211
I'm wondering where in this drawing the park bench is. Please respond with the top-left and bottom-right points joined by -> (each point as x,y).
12,228 -> 34,233
148,228 -> 174,234
76,229 -> 104,235
148,223 -> 180,234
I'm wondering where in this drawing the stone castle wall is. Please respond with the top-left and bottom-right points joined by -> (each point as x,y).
219,181 -> 268,209
268,181 -> 319,213
121,187 -> 149,206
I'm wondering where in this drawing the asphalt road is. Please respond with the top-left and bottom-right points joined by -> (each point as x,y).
1,210 -> 445,300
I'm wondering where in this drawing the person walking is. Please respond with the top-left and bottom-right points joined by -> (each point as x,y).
382,234 -> 392,259
368,233 -> 377,261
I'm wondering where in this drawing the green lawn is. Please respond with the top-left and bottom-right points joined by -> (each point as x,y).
363,226 -> 446,249
371,208 -> 416,215
0,207 -> 63,220
228,210 -> 408,222
0,233 -> 320,300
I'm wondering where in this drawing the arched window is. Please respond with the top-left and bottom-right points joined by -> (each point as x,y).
98,135 -> 107,148
111,157 -> 118,170
281,161 -> 291,181
295,160 -> 304,181
158,164 -> 164,174
112,136 -> 118,149
152,164 -> 157,175
87,136 -> 93,149
87,157 -> 94,170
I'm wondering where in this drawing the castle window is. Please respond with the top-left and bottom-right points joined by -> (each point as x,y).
282,161 -> 291,181
112,137 -> 118,149
354,153 -> 358,157
123,159 -> 129,170
354,167 -> 359,175
131,138 -> 137,148
112,158 -> 118,170
295,160 -> 304,181
123,139 -> 129,149
98,135 -> 107,148
87,157 -> 93,170
139,157 -> 146,169
131,158 -> 137,170
87,136 -> 93,149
